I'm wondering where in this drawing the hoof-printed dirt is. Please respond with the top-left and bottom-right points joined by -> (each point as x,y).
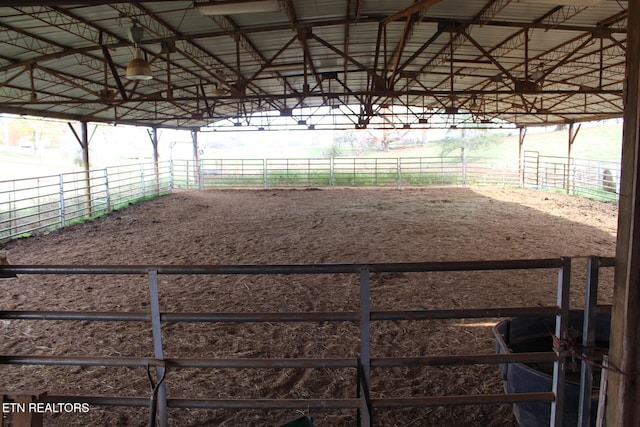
0,187 -> 618,426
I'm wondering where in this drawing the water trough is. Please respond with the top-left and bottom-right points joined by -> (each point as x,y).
493,310 -> 610,427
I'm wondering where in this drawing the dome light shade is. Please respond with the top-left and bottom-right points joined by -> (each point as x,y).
126,49 -> 152,80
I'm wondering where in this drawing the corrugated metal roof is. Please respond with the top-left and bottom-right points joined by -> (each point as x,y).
0,0 -> 628,130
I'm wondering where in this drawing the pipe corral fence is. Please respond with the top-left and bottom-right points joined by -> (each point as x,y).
523,151 -> 620,201
1,154 -> 617,243
0,162 -> 172,242
0,256 -> 615,427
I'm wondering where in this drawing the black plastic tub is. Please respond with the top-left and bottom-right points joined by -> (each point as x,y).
493,310 -> 610,427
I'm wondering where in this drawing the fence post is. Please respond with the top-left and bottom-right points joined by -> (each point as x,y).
286,158 -> 290,186
397,158 -> 401,189
58,174 -> 65,228
330,157 -> 335,188
578,256 -> 599,427
8,184 -> 14,239
550,256 -> 571,427
184,160 -> 189,189
140,163 -> 146,198
103,168 -> 112,212
461,147 -> 467,186
353,158 -> 357,186
147,270 -> 168,427
169,160 -> 174,191
359,268 -> 372,426
263,159 -> 267,189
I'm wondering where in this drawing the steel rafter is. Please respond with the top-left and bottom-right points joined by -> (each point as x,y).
0,0 -> 628,130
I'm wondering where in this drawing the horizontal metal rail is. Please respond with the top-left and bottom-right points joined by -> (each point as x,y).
0,258 -> 565,276
167,398 -> 362,410
5,305 -> 603,323
371,393 -> 557,408
0,257 -> 613,426
0,352 -> 559,370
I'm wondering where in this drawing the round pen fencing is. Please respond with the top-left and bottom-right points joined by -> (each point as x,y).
523,151 -> 620,202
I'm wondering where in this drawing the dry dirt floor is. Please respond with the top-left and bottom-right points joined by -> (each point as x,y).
0,186 -> 619,427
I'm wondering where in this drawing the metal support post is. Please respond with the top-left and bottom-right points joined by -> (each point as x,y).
551,257 -> 571,427
353,158 -> 357,186
359,269 -> 371,426
374,158 -> 378,186
578,256 -> 600,426
103,168 -> 111,212
147,270 -> 167,427
263,159 -> 268,189
330,157 -> 335,188
519,127 -> 526,188
140,163 -> 146,198
58,174 -> 65,228
461,147 -> 467,186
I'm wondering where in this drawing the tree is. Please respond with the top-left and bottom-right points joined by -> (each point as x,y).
432,129 -> 504,157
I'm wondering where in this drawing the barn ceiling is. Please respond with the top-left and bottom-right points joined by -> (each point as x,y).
0,0 -> 628,131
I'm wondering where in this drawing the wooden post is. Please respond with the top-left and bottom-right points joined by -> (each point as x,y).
607,0 -> 640,425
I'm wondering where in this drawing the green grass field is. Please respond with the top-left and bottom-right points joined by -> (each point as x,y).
364,121 -> 623,162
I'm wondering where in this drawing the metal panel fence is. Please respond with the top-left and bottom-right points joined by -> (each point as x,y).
180,156 -> 520,190
0,162 -> 172,242
523,151 -> 620,202
0,256 -> 614,427
1,152 -> 615,243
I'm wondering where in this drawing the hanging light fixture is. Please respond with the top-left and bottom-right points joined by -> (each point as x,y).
125,23 -> 152,80
531,62 -> 544,81
126,49 -> 152,80
212,83 -> 227,96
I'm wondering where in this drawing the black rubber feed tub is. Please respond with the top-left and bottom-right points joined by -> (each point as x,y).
493,310 -> 610,427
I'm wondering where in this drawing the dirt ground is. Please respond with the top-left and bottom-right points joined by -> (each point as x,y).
0,186 -> 618,426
